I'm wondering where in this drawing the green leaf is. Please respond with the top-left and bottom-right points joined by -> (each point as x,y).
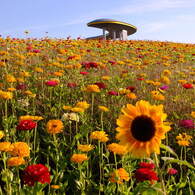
160,144 -> 178,157
142,189 -> 158,195
161,157 -> 195,170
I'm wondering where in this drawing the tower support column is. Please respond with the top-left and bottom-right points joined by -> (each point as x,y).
103,29 -> 106,40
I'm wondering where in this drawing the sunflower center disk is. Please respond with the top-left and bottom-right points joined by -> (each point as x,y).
131,115 -> 156,142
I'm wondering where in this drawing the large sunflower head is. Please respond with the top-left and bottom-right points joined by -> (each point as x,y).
116,100 -> 171,158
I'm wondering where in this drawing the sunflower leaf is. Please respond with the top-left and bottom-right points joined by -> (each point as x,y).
161,157 -> 195,170
160,144 -> 178,157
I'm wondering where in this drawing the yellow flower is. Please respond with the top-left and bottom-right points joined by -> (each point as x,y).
98,106 -> 109,112
153,81 -> 161,86
51,185 -> 60,189
70,154 -> 88,163
0,90 -> 13,100
6,74 -> 16,83
118,88 -> 130,95
109,168 -> 129,184
24,90 -> 36,98
116,100 -> 171,158
46,120 -> 64,134
63,105 -> 72,110
9,142 -> 30,157
0,142 -> 12,152
53,72 -> 63,76
85,85 -> 100,92
71,107 -> 85,113
90,131 -> 109,142
34,67 -> 43,73
178,80 -> 187,85
7,157 -> 25,167
0,131 -> 5,139
176,133 -> 192,146
19,115 -> 43,121
152,93 -> 165,101
160,76 -> 170,85
75,101 -> 90,110
191,111 -> 195,118
101,76 -> 111,80
163,69 -> 171,76
78,144 -> 94,152
107,143 -> 127,155
7,88 -> 16,92
20,71 -> 30,77
126,93 -> 137,99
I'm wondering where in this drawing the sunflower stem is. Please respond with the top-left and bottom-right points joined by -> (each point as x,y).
154,152 -> 166,195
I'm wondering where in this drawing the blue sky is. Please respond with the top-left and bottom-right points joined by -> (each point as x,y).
0,0 -> 195,43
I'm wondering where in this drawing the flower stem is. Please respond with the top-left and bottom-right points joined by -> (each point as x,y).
154,152 -> 166,195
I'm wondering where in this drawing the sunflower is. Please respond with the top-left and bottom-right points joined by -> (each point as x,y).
116,100 -> 171,158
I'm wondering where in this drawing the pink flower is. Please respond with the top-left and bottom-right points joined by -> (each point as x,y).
167,168 -> 178,175
45,81 -> 58,86
179,119 -> 194,128
160,85 -> 169,90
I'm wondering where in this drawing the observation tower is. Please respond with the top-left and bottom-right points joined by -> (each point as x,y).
87,18 -> 137,40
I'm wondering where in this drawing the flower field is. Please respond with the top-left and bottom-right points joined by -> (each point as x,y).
0,37 -> 194,195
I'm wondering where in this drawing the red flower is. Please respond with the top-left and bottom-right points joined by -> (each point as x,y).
45,80 -> 58,86
80,71 -> 89,75
23,164 -> 50,186
67,56 -> 75,60
179,119 -> 194,128
67,82 -> 77,88
16,83 -> 27,90
137,78 -> 144,81
94,82 -> 106,89
182,83 -> 193,89
167,168 -> 178,175
126,86 -> 136,92
33,49 -> 41,53
17,120 -> 36,131
108,60 -> 116,65
108,91 -> 118,96
135,168 -> 158,183
81,61 -> 98,69
139,162 -> 155,169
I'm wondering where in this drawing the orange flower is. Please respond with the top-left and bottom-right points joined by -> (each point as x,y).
90,131 -> 109,142
85,85 -> 100,92
78,144 -> 94,152
7,157 -> 25,166
107,143 -> 127,155
46,120 -> 64,134
70,154 -> 88,163
109,168 -> 129,184
9,142 -> 30,157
